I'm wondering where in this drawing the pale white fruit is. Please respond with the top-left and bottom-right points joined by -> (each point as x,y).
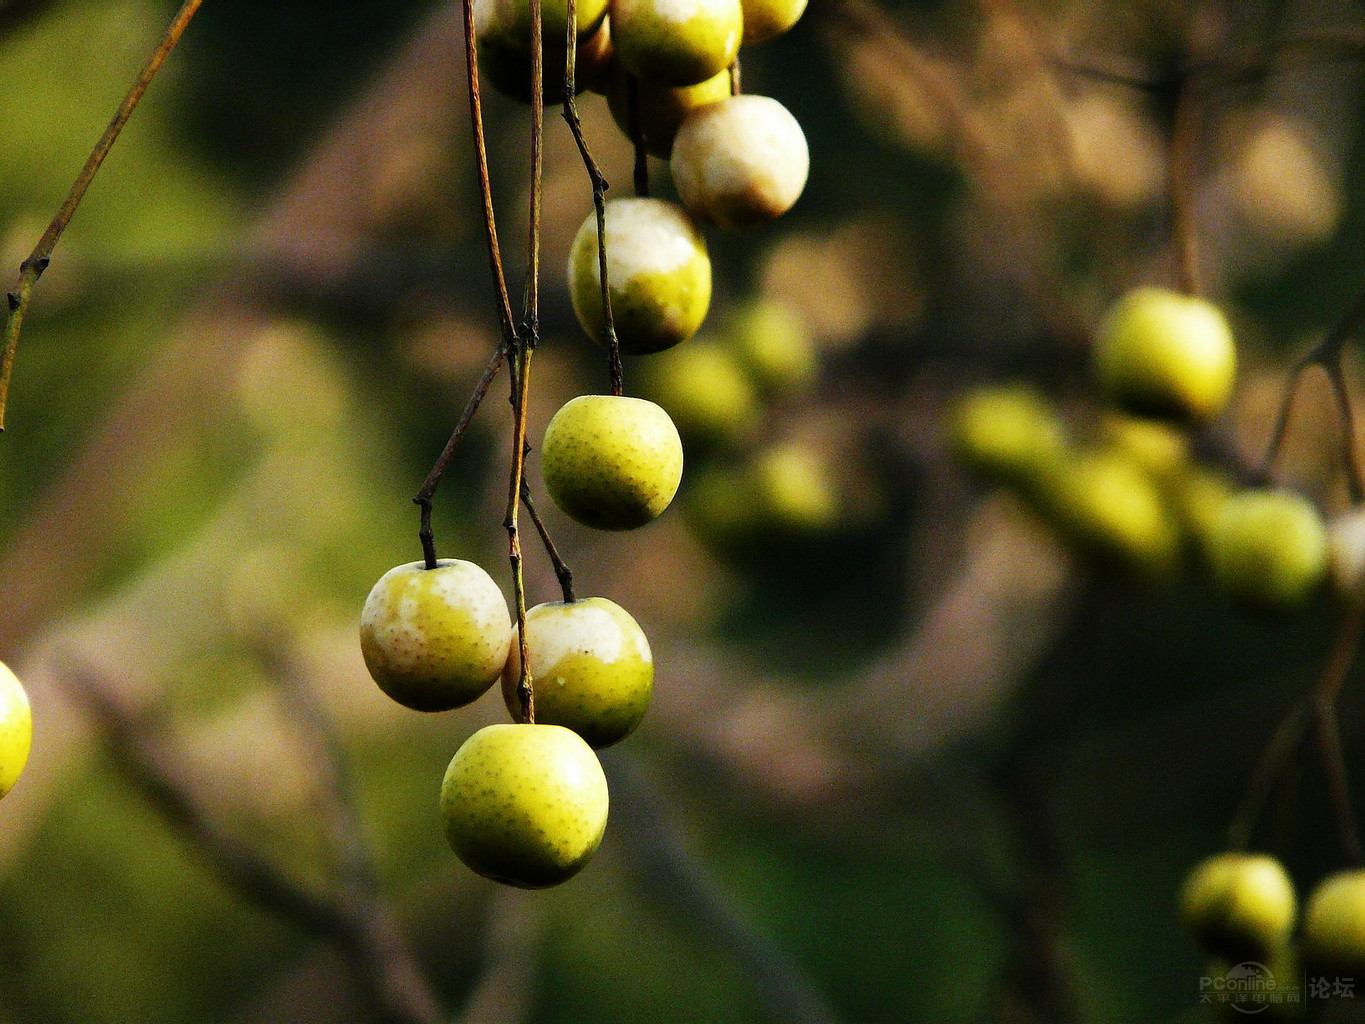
670,95 -> 809,228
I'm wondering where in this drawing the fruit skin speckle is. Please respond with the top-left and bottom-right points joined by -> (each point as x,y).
502,597 -> 654,747
568,197 -> 712,356
540,395 -> 684,531
440,723 -> 609,888
359,559 -> 512,712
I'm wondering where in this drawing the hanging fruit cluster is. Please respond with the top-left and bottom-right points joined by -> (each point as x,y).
358,0 -> 810,888
950,286 -> 1359,615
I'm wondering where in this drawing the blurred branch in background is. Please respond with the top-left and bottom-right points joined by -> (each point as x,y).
55,657 -> 446,1024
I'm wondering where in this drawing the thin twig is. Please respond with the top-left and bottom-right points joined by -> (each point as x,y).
560,8 -> 622,396
462,0 -> 516,342
1259,287 -> 1365,502
414,343 -> 508,569
0,0 -> 204,430
502,0 -> 546,726
521,479 -> 575,603
1168,77 -> 1203,298
1228,599 -> 1365,861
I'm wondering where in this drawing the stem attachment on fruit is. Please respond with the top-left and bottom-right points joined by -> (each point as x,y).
413,343 -> 507,570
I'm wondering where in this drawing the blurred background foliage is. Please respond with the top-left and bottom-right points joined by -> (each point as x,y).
0,0 -> 1364,1021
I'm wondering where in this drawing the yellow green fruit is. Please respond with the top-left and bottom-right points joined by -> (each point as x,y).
1303,869 -> 1365,976
1093,287 -> 1237,423
950,383 -> 1068,492
568,197 -> 712,355
359,559 -> 512,712
611,0 -> 742,86
540,394 -> 684,530
740,0 -> 807,43
0,661 -> 31,800
1035,448 -> 1181,578
440,723 -> 609,888
687,441 -> 840,550
1206,488 -> 1327,611
671,95 -> 810,228
1180,852 -> 1297,962
638,339 -> 759,449
724,300 -> 818,397
502,597 -> 653,747
605,66 -> 731,158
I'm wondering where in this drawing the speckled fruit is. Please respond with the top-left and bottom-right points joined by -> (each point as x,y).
611,0 -> 742,86
568,197 -> 711,355
1180,852 -> 1297,962
359,559 -> 512,712
1206,488 -> 1327,612
639,338 -> 759,450
671,95 -> 809,228
606,66 -> 731,158
502,597 -> 653,747
1093,287 -> 1237,423
440,723 -> 609,888
0,661 -> 31,800
740,0 -> 807,43
541,395 -> 684,530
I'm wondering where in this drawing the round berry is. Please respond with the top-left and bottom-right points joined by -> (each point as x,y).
440,723 -> 609,888
670,94 -> 809,228
503,597 -> 653,747
540,395 -> 684,530
567,197 -> 711,355
359,559 -> 512,712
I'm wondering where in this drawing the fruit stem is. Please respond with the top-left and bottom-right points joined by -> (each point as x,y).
561,22 -> 624,397
413,342 -> 507,569
462,0 -> 517,343
1168,75 -> 1204,300
506,347 -> 536,724
522,478 -> 576,603
628,74 -> 651,201
0,0 -> 204,431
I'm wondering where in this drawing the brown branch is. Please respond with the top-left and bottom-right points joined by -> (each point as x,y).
1228,598 -> 1365,863
561,47 -> 623,395
1168,79 -> 1203,298
461,0 -> 516,342
414,343 -> 508,569
521,480 -> 574,603
0,0 -> 205,430
58,661 -> 446,1024
1259,287 -> 1365,503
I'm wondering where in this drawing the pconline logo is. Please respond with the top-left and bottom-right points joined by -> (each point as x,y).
1198,961 -> 1300,1015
